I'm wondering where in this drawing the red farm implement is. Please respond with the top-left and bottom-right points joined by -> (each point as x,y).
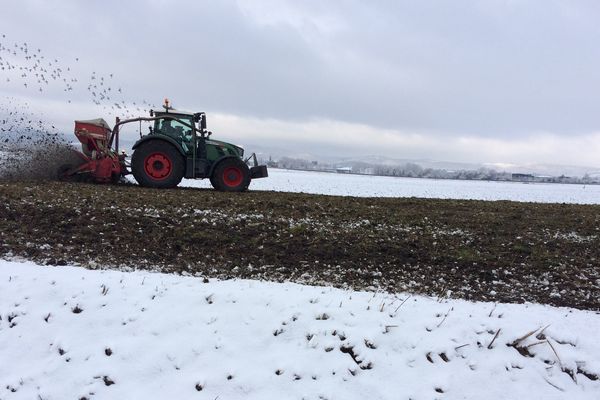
58,119 -> 127,183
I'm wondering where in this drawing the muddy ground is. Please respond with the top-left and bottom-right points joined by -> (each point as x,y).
0,180 -> 599,310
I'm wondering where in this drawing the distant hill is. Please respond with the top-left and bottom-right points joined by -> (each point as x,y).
243,143 -> 600,179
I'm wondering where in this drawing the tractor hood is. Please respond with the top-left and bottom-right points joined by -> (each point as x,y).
206,139 -> 244,157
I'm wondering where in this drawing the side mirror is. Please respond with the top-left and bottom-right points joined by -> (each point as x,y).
200,114 -> 207,131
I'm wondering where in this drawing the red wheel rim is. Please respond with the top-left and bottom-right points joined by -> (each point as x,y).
223,166 -> 243,187
144,152 -> 172,180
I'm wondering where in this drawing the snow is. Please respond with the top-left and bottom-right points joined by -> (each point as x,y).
178,168 -> 600,204
1,260 -> 599,399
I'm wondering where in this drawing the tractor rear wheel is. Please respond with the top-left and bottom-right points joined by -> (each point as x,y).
131,141 -> 184,188
211,158 -> 250,192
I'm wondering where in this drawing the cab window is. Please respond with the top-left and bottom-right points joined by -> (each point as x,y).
154,117 -> 193,138
153,116 -> 194,153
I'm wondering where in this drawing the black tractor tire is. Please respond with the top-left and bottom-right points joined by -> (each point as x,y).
209,175 -> 218,189
211,158 -> 251,192
131,141 -> 184,188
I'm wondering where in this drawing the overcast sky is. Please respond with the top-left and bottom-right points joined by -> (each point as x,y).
2,0 -> 600,169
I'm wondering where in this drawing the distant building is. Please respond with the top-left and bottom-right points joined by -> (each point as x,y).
336,167 -> 352,174
266,155 -> 279,168
511,173 -> 534,181
364,167 -> 376,175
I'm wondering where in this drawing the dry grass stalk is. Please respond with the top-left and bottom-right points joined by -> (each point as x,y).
525,340 -> 547,349
487,328 -> 501,349
436,308 -> 452,328
510,326 -> 541,347
394,295 -> 412,313
544,378 -> 564,392
546,339 -> 563,370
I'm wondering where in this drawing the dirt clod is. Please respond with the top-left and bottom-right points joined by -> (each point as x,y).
103,376 -> 115,386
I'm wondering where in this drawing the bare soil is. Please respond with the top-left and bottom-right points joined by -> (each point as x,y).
0,181 -> 599,310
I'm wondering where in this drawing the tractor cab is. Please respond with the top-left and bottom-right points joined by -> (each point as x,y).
149,108 -> 199,154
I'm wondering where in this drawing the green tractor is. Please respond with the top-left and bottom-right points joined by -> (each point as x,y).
126,101 -> 268,191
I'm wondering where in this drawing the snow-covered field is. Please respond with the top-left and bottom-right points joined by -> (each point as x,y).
179,169 -> 600,204
1,260 -> 599,399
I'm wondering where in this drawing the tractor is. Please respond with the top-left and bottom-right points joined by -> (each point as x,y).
60,100 -> 268,191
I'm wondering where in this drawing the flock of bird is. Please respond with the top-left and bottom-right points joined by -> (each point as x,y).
0,33 -> 158,142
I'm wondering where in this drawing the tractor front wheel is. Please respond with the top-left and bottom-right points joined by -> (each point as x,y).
131,141 -> 184,188
211,158 -> 250,192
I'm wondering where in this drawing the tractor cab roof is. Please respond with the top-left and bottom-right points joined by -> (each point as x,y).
151,108 -> 198,117
150,109 -> 206,127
